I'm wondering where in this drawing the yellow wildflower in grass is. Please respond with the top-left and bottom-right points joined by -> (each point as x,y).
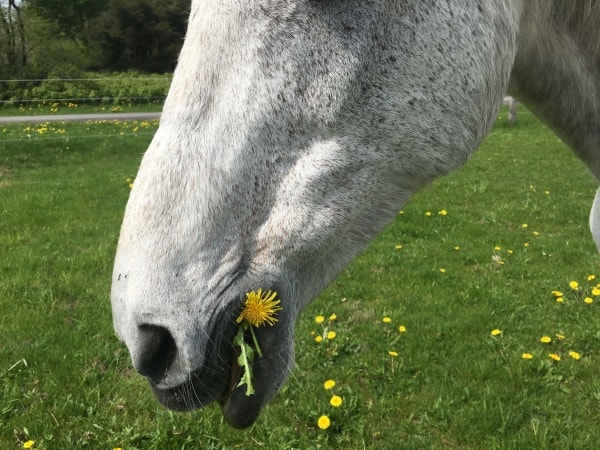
454,246 -> 460,251
388,351 -> 399,357
439,268 -> 446,273
315,335 -> 323,343
382,317 -> 392,323
549,353 -> 561,362
540,336 -> 552,344
552,289 -> 564,298
569,280 -> 580,290
23,441 -> 35,449
330,395 -> 343,407
524,242 -> 530,248
315,315 -> 325,324
592,287 -> 600,296
327,331 -> 336,340
588,274 -> 597,281
555,334 -> 565,340
438,209 -> 448,216
490,329 -> 502,336
494,246 -> 501,251
584,297 -> 594,304
569,351 -> 581,360
234,289 -> 282,396
533,231 -> 540,236
395,244 -> 403,249
317,415 -> 331,430
425,211 -> 432,216
398,325 -> 407,333
522,353 -> 533,360
556,297 -> 565,303
329,313 -> 337,321
522,223 -> 528,229
236,290 -> 282,327
324,379 -> 336,390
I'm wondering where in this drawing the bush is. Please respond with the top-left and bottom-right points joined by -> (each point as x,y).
0,70 -> 171,107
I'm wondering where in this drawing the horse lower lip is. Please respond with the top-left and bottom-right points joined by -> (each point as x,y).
222,345 -> 242,402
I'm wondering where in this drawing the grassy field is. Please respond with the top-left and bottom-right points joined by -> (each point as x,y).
1,109 -> 600,449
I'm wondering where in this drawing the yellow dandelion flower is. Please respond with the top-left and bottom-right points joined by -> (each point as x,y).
329,313 -> 337,321
315,335 -> 323,343
425,211 -> 432,216
540,336 -> 552,343
23,441 -> 35,449
494,246 -> 501,251
588,274 -> 596,281
388,351 -> 399,357
549,353 -> 561,361
556,297 -> 564,303
521,353 -> 533,360
454,246 -> 460,251
438,209 -> 448,216
555,334 -> 565,340
569,281 -> 580,290
439,268 -> 446,273
382,317 -> 392,323
324,379 -> 336,390
327,331 -> 336,340
398,325 -> 407,333
522,223 -> 528,229
569,351 -> 581,360
315,315 -> 325,324
545,190 -> 550,195
395,244 -> 403,249
551,290 -> 564,297
533,231 -> 540,236
584,297 -> 594,304
490,329 -> 502,336
524,242 -> 530,248
330,395 -> 343,407
236,289 -> 282,327
317,415 -> 331,430
592,287 -> 600,296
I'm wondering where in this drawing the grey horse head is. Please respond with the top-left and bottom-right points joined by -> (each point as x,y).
113,0 -> 600,428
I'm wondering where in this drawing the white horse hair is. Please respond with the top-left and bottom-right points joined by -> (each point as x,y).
111,0 -> 600,428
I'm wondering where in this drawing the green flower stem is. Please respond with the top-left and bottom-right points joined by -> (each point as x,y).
249,326 -> 263,358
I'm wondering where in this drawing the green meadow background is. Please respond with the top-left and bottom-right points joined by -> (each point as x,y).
1,108 -> 600,449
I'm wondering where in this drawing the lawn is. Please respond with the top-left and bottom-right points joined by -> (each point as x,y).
1,109 -> 599,449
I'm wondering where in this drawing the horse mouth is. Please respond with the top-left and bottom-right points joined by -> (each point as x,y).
145,331 -> 264,429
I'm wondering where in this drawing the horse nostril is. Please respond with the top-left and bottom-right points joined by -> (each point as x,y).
136,324 -> 177,382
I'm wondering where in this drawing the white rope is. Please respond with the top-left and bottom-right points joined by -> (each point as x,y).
0,77 -> 172,83
1,96 -> 166,104
0,131 -> 157,143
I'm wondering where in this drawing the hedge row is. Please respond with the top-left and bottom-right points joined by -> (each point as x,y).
0,68 -> 171,107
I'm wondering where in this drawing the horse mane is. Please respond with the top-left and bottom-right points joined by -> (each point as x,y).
554,0 -> 600,60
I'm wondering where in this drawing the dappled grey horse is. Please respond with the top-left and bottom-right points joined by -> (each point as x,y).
111,0 -> 600,428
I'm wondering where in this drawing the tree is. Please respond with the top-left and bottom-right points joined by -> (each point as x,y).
26,0 -> 109,37
84,0 -> 190,73
0,0 -> 27,69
